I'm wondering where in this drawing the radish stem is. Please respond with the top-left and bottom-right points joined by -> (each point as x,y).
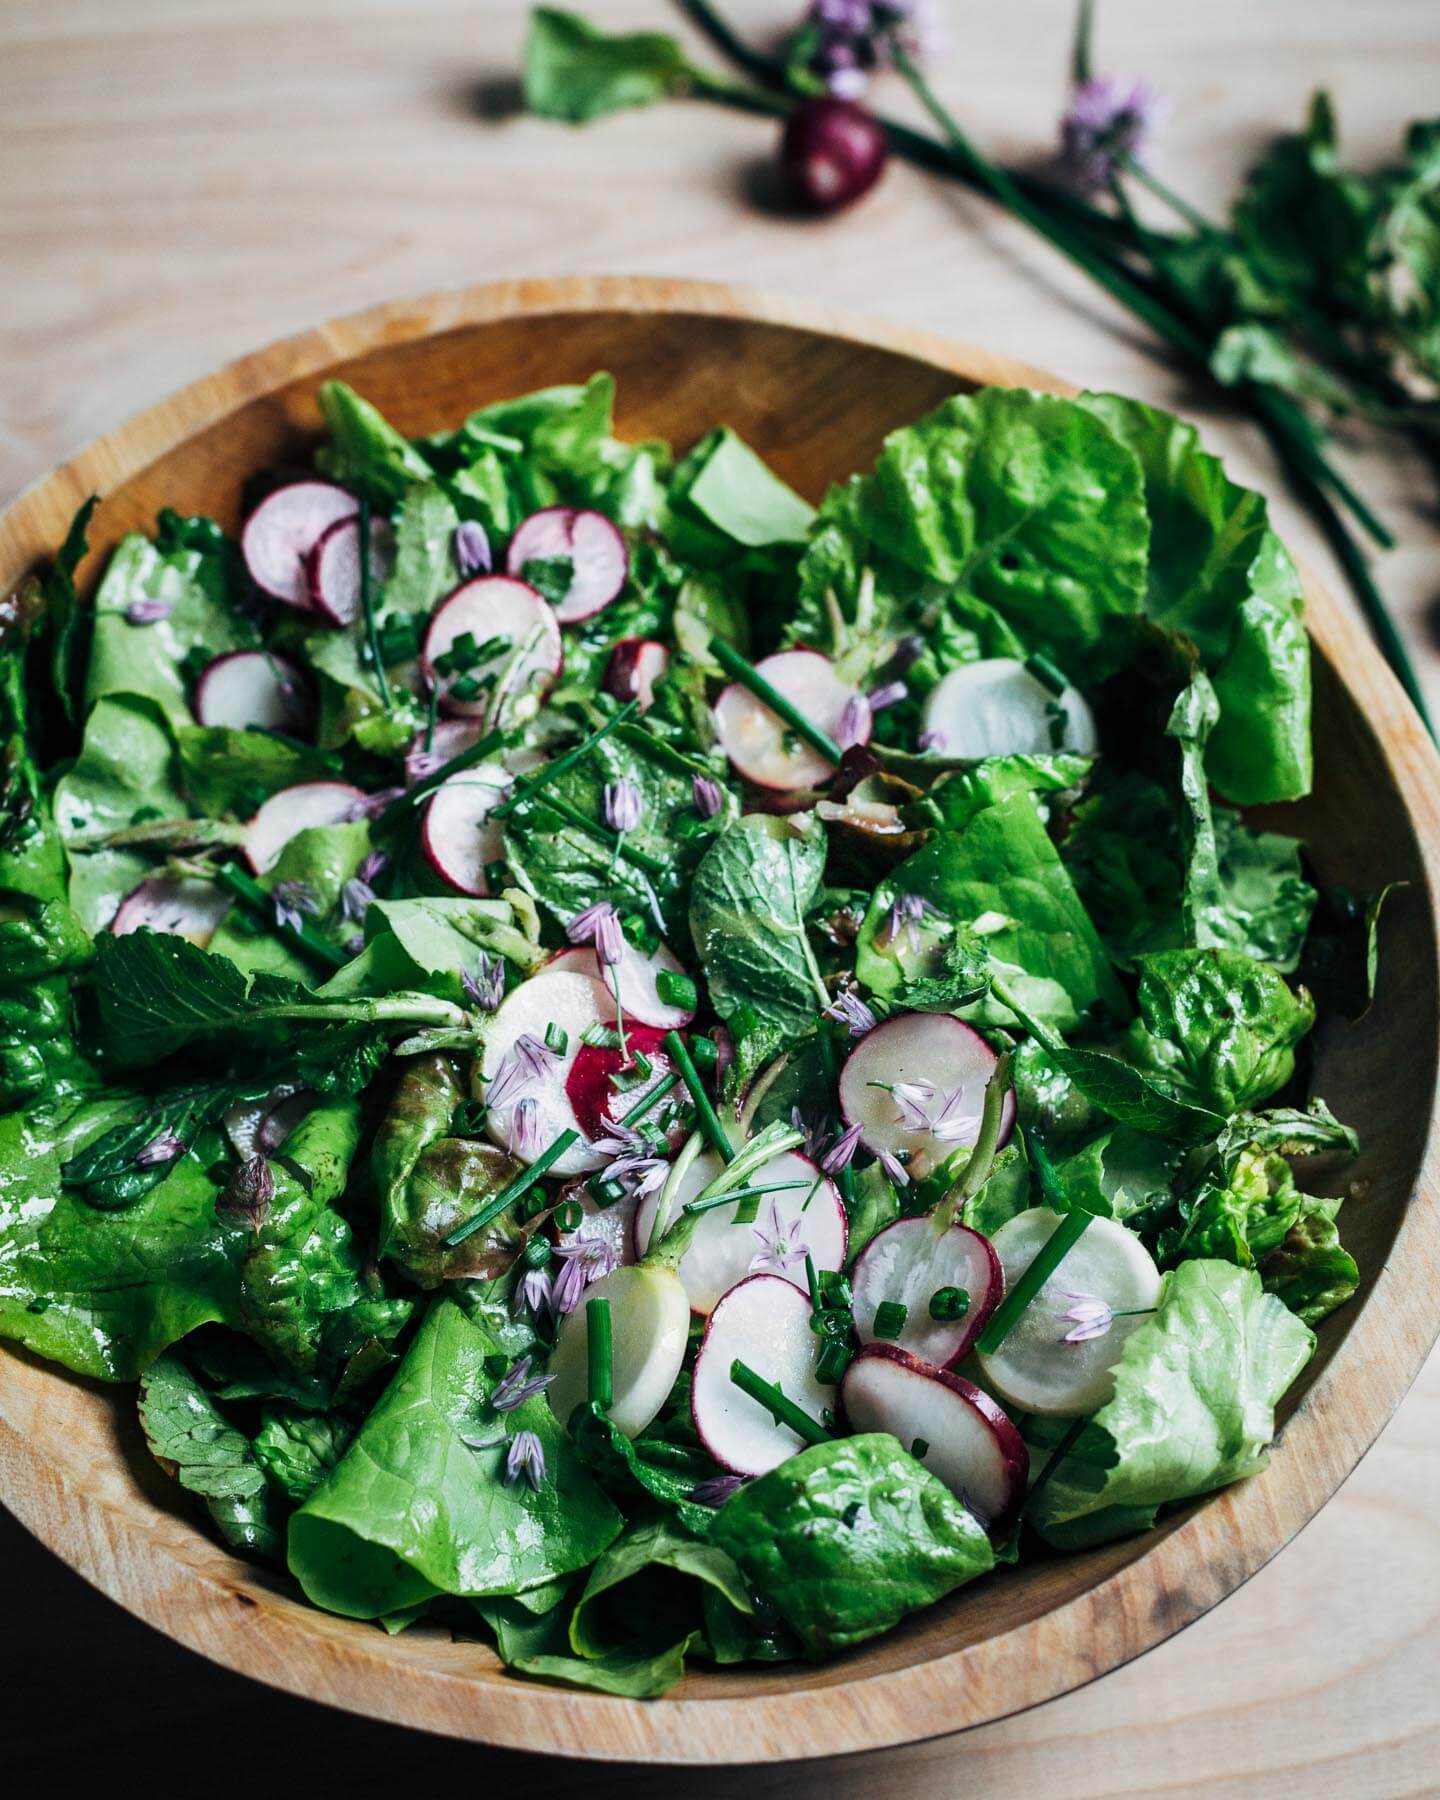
941,1051 -> 1012,1226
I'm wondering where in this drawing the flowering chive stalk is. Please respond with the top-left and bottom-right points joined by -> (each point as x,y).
1056,1290 -> 1114,1343
515,1266 -> 553,1317
504,1430 -> 546,1490
462,949 -> 506,1013
272,880 -> 319,936
836,693 -> 870,751
603,778 -> 644,835
823,990 -> 876,1036
124,596 -> 176,626
552,1238 -> 621,1314
820,1120 -> 863,1173
692,774 -> 724,818
867,680 -> 907,712
749,1197 -> 810,1278
1057,76 -> 1168,196
508,1097 -> 541,1159
690,1473 -> 746,1507
135,1132 -> 185,1168
888,892 -> 941,952
453,519 -> 492,577
490,1354 -> 556,1412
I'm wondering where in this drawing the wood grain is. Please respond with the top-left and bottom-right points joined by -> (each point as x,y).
1,276 -> 1438,1770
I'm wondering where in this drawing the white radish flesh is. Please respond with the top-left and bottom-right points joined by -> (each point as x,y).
546,946 -> 602,980
634,1150 -> 846,1315
477,969 -> 616,1177
111,875 -> 231,946
851,1216 -> 1002,1366
241,481 -> 357,609
245,780 -> 367,874
422,576 -> 562,722
600,936 -> 696,1030
690,1274 -> 835,1476
921,657 -> 1098,759
420,764 -> 513,897
505,507 -> 629,623
713,650 -> 866,791
976,1208 -> 1163,1418
604,637 -> 669,711
304,513 -> 395,629
555,1178 -> 639,1273
838,1012 -> 1015,1180
546,1263 -> 690,1438
193,651 -> 306,733
841,1345 -> 1028,1530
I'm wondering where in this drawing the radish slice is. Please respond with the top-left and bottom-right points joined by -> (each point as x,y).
564,1025 -> 671,1141
419,764 -> 513,897
505,507 -> 629,623
111,875 -> 231,946
547,1263 -> 690,1438
851,1216 -> 1002,1366
839,1012 -> 1015,1181
304,512 -> 395,629
245,780 -> 367,874
921,657 -> 1098,758
840,1345 -> 1028,1530
601,937 -> 696,1030
193,650 -> 307,733
409,717 -> 482,774
713,650 -> 866,790
634,1152 -> 846,1316
976,1208 -> 1163,1417
691,1274 -> 835,1475
422,576 -> 563,722
241,480 -> 357,609
604,638 -> 669,711
546,945 -> 602,980
477,968 -> 616,1177
554,1178 -> 639,1273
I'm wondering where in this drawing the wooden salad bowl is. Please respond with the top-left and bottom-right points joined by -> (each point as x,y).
1,275 -> 1438,1763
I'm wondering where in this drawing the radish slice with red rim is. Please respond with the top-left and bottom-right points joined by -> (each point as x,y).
851,1215 -> 1002,1366
241,480 -> 357,609
564,1024 -> 671,1141
601,936 -> 696,1030
476,968 -> 617,1177
304,512 -> 395,629
603,638 -> 669,710
975,1207 -> 1163,1418
921,657 -> 1098,758
547,1263 -> 691,1438
840,1344 -> 1028,1531
838,1011 -> 1015,1181
691,1273 -> 835,1475
505,507 -> 629,623
420,764 -> 513,897
713,650 -> 866,790
422,576 -> 562,723
245,780 -> 367,874
111,875 -> 231,946
546,945 -> 602,981
193,650 -> 308,734
553,1178 -> 639,1273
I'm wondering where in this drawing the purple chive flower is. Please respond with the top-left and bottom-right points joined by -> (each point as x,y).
592,1120 -> 668,1195
504,1429 -> 546,1490
341,877 -> 376,925
603,779 -> 643,835
508,1097 -> 541,1159
568,901 -> 625,969
453,519 -> 492,578
930,1085 -> 983,1144
216,1153 -> 274,1231
514,1032 -> 560,1080
490,1354 -> 556,1413
891,1079 -> 937,1132
1056,1291 -> 1115,1344
790,1104 -> 829,1164
552,1238 -> 620,1314
124,597 -> 176,626
917,726 -> 947,754
515,1266 -> 553,1318
867,681 -> 907,713
878,1149 -> 910,1187
272,880 -> 319,935
690,1473 -> 746,1507
821,1121 -> 863,1174
836,693 -> 871,752
462,949 -> 506,1013
823,990 -> 877,1037
1058,76 -> 1168,196
692,774 -> 724,819
888,892 -> 941,953
749,1199 -> 809,1279
405,746 -> 447,785
342,788 -> 405,822
485,1050 -> 532,1113
136,1131 -> 186,1168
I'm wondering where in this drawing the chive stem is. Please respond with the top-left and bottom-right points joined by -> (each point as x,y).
214,863 -> 348,971
358,496 -> 391,710
618,1071 -> 680,1128
707,637 -> 845,767
378,727 -> 506,828
729,1358 -> 833,1446
975,1135 -> 1092,1354
586,1296 -> 614,1412
662,1029 -> 731,1161
490,701 -> 638,818
682,1179 -> 811,1215
443,1130 -> 579,1245
1022,1414 -> 1090,1519
805,1251 -> 822,1314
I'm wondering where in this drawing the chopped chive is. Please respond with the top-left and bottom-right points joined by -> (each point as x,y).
1023,651 -> 1069,697
491,702 -> 638,819
805,1253 -> 822,1314
928,1285 -> 970,1322
522,1234 -> 552,1270
975,1135 -> 1092,1354
214,864 -> 348,970
707,637 -> 844,767
817,1028 -> 859,1215
662,1030 -> 731,1161
586,1297 -> 614,1412
586,1174 -> 628,1210
729,1359 -> 832,1446
544,1021 -> 568,1055
688,1035 -> 719,1072
618,1070 -> 680,1128
553,1199 -> 583,1234
633,1051 -> 654,1079
654,970 -> 699,1012
731,1189 -> 762,1225
872,1300 -> 908,1340
358,496 -> 391,710
815,1338 -> 852,1385
911,1436 -> 930,1459
1022,1415 -> 1090,1519
443,1130 -> 579,1245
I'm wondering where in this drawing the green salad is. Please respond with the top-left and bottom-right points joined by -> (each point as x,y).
0,371 -> 1369,1692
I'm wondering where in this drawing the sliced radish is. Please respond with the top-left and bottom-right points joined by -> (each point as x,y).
841,1345 -> 1028,1531
505,507 -> 628,623
564,1024 -> 670,1140
601,936 -> 696,1031
921,657 -> 1098,759
604,638 -> 669,711
477,968 -> 616,1177
851,1216 -> 1002,1366
111,875 -> 231,946
839,1012 -> 1015,1182
691,1273 -> 835,1476
976,1207 -> 1163,1418
635,1151 -> 846,1316
554,1178 -> 639,1273
193,650 -> 308,734
409,718 -> 482,774
304,512 -> 395,629
546,1263 -> 690,1438
420,764 -> 513,897
546,945 -> 602,980
241,480 -> 357,609
713,650 -> 865,790
244,780 -> 367,874
422,576 -> 563,723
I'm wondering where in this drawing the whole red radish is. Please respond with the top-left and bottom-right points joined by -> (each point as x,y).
780,99 -> 888,214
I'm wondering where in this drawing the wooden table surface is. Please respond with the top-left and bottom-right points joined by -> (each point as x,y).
2,1 -> 1438,1793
